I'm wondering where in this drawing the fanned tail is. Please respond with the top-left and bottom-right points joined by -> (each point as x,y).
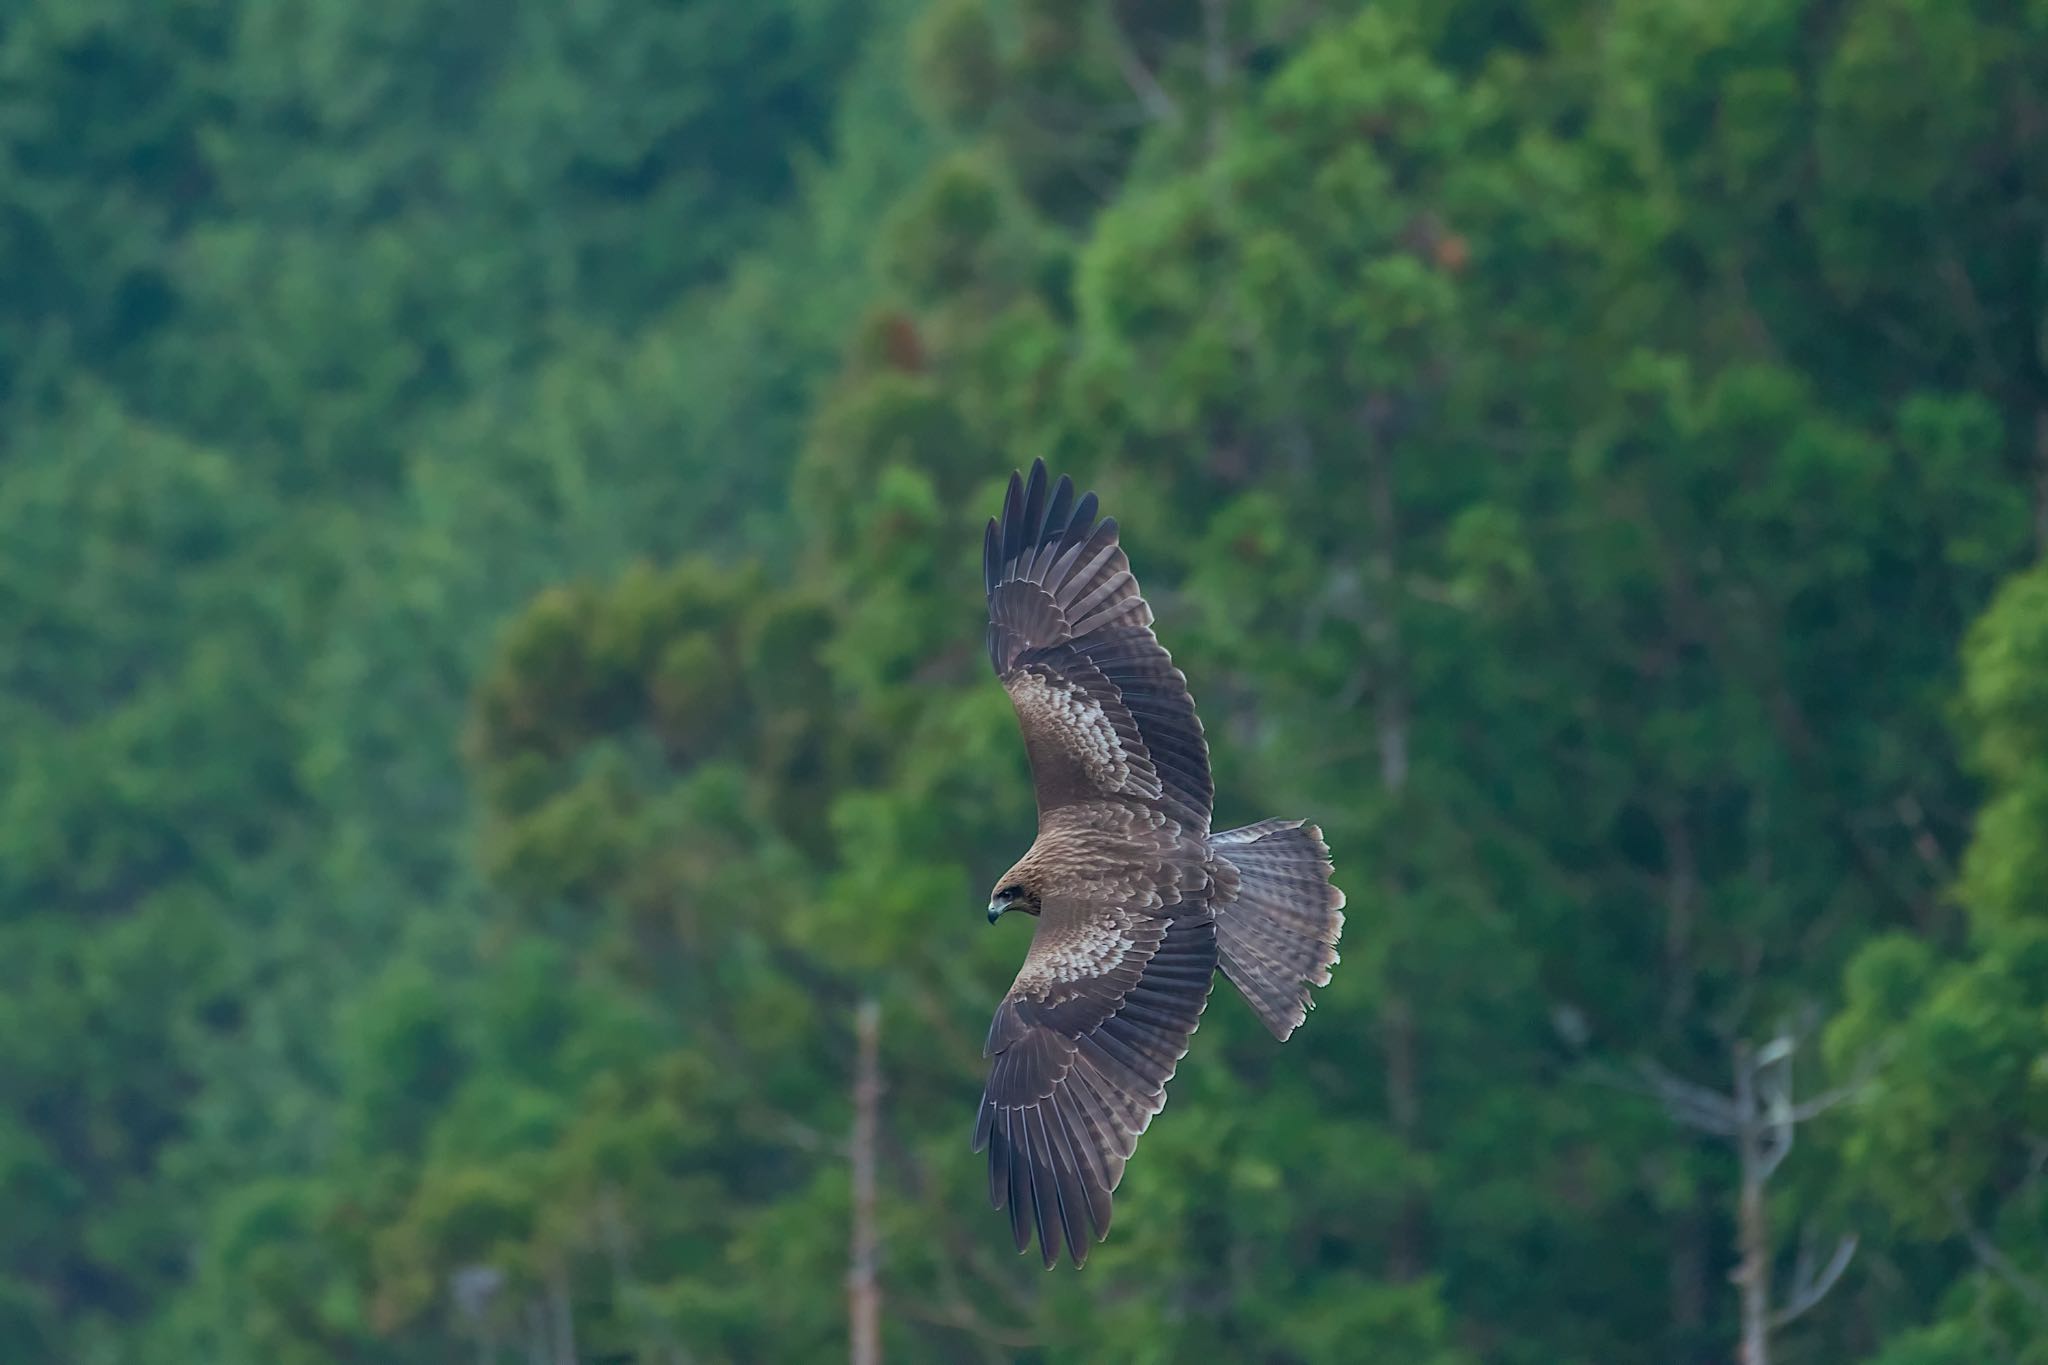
1208,819 -> 1346,1041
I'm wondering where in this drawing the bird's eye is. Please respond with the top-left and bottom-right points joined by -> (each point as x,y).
1000,886 -> 1021,901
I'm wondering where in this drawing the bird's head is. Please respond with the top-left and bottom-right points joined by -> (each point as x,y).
986,880 -> 1041,925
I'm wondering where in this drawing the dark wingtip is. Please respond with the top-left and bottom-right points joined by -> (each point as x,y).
1005,1114 -> 1030,1252
989,461 -> 1109,595
1019,462 -> 1048,564
998,469 -> 1026,569
1022,1117 -> 1057,1267
1050,491 -> 1100,573
1040,473 -> 1075,549
971,1094 -> 992,1156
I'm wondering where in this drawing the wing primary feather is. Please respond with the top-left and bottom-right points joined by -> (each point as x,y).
1053,533 -> 1122,608
1071,1049 -> 1154,1140
1018,1107 -> 1043,1257
987,1104 -> 1007,1209
1000,469 -> 1026,569
1066,1063 -> 1135,1168
1099,1011 -> 1186,1058
1027,1107 -> 1059,1268
1005,1107 -> 1030,1250
1067,569 -> 1135,623
1058,1084 -> 1115,1218
1083,1023 -> 1161,1086
1032,1105 -> 1080,1267
1017,460 -> 1048,571
1042,1104 -> 1096,1258
1115,996 -> 1195,1032
1060,492 -> 1098,552
1030,475 -> 1076,580
983,517 -> 1000,596
1044,493 -> 1101,587
1073,1032 -> 1154,1098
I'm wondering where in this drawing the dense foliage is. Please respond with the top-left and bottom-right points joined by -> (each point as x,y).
5,1 -> 2044,1362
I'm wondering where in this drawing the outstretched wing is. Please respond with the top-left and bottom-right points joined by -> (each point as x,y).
973,885 -> 1216,1268
985,460 -> 1213,833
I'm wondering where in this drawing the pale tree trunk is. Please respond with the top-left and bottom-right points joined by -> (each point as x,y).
1630,1035 -> 1863,1365
849,998 -> 883,1365
524,1302 -> 548,1365
1732,1043 -> 1772,1365
548,1260 -> 577,1365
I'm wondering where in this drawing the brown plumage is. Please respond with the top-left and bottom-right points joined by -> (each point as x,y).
974,460 -> 1348,1268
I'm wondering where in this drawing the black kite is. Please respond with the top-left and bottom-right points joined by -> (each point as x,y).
975,460 -> 1347,1268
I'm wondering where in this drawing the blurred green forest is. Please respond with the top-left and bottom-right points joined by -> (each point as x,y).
4,0 -> 2045,1361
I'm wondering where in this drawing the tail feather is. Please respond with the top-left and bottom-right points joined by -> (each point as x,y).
1209,819 -> 1346,1041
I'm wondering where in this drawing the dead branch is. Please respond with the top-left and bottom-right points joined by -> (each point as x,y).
849,998 -> 884,1365
1772,1230 -> 1858,1329
1102,10 -> 1180,125
1944,1188 -> 2048,1318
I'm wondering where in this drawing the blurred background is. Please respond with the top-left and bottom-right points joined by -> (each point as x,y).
4,1 -> 2044,1362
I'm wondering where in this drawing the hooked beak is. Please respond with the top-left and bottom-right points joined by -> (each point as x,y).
987,899 -> 1004,925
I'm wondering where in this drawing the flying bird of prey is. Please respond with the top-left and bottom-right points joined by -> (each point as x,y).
975,460 -> 1347,1268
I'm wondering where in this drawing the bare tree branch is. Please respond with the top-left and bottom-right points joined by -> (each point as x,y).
1612,1032 -> 1879,1364
1667,1096 -> 1746,1137
1772,1231 -> 1857,1328
1756,1122 -> 1795,1185
1787,1040 -> 1889,1124
1585,1058 -> 1738,1134
1945,1188 -> 2048,1318
1102,10 -> 1179,125
1785,1083 -> 1866,1124
1631,1059 -> 1743,1133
